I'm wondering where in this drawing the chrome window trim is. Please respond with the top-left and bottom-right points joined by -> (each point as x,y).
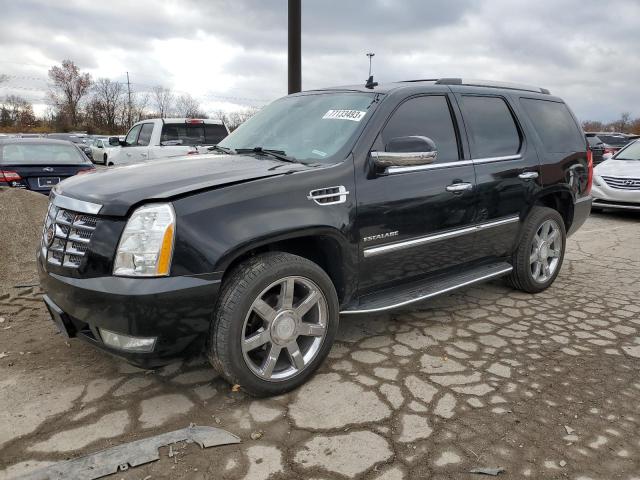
363,215 -> 520,258
472,154 -> 522,164
340,265 -> 513,314
386,159 -> 474,174
50,191 -> 102,215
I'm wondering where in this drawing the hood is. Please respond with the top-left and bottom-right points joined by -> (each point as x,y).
54,153 -> 311,216
594,159 -> 640,178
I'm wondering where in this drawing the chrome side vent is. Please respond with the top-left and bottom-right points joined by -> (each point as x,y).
307,186 -> 349,205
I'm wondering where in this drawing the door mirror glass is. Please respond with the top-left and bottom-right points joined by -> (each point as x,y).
372,135 -> 438,172
108,136 -> 120,146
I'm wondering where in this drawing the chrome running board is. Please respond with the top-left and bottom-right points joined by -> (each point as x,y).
341,262 -> 512,314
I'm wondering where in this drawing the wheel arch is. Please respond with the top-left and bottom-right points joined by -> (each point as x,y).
216,227 -> 356,305
530,187 -> 575,232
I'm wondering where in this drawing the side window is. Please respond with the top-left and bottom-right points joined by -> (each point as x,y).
380,95 -> 460,162
124,124 -> 142,146
520,98 -> 584,153
137,123 -> 154,146
461,96 -> 521,158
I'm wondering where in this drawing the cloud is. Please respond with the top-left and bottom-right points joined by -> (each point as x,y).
0,0 -> 638,121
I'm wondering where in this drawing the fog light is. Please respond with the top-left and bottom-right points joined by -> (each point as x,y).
100,329 -> 156,352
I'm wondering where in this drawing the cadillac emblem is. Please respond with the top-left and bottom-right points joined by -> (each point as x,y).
45,225 -> 55,247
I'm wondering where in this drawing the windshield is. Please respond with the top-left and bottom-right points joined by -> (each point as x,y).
615,140 -> 640,161
0,143 -> 88,165
218,92 -> 377,164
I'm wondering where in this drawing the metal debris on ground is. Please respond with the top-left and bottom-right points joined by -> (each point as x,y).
469,467 -> 506,476
15,425 -> 240,480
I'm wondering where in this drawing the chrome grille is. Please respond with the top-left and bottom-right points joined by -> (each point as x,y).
42,203 -> 98,269
601,176 -> 640,190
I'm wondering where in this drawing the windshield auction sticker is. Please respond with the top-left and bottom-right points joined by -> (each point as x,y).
322,110 -> 367,121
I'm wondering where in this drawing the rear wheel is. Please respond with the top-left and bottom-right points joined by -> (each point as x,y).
107,161 -> 114,167
507,207 -> 566,293
208,252 -> 339,396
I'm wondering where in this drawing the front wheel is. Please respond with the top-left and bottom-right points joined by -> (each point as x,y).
208,252 -> 339,396
507,206 -> 566,293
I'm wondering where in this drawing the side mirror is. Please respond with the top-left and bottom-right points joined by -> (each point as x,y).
108,136 -> 120,146
371,136 -> 438,173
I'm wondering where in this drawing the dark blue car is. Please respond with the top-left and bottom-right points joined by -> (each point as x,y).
0,138 -> 95,194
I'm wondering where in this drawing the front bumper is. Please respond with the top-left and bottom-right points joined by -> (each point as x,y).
38,251 -> 221,368
591,178 -> 640,211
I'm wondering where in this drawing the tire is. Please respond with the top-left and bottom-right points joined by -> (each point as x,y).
103,154 -> 108,165
208,252 -> 339,397
107,162 -> 114,167
507,206 -> 566,293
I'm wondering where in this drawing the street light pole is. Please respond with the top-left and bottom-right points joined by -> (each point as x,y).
288,0 -> 301,94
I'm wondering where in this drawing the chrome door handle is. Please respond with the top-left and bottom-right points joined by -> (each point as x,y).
519,171 -> 539,180
446,182 -> 473,193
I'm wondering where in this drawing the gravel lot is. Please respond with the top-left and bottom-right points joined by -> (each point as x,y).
0,207 -> 639,480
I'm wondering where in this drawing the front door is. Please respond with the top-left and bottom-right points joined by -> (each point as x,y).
356,94 -> 479,295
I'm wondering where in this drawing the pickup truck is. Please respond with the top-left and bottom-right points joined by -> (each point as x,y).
38,78 -> 592,396
106,118 -> 229,166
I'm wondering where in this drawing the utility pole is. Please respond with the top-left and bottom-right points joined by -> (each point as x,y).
126,71 -> 132,127
288,0 -> 301,94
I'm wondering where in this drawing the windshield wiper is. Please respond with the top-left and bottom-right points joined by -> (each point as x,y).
207,145 -> 236,154
236,147 -> 298,163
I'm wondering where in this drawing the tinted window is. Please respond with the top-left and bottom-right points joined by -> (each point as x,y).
520,99 -> 584,153
0,143 -> 87,165
587,136 -> 603,147
161,124 -> 207,146
124,124 -> 142,146
461,96 -> 521,158
205,124 -> 228,144
137,123 -> 154,146
381,95 -> 459,162
595,134 -> 628,147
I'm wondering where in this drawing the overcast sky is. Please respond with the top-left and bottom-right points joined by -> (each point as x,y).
0,0 -> 637,121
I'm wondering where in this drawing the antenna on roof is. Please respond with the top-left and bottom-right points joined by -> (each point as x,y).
365,52 -> 378,89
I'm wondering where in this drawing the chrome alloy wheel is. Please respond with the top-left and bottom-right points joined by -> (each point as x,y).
241,276 -> 328,381
530,219 -> 562,283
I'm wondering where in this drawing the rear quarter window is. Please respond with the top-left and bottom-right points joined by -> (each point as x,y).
520,98 -> 584,153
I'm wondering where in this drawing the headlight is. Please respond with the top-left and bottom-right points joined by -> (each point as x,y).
113,203 -> 175,276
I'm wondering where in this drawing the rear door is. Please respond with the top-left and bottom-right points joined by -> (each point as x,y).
356,93 -> 479,294
453,91 -> 541,258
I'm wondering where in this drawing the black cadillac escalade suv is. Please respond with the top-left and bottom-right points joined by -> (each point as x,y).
38,78 -> 592,396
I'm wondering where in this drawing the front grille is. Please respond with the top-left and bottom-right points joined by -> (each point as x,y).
601,176 -> 640,190
42,203 -> 99,269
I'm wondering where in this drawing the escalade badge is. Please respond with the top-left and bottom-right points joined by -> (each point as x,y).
45,225 -> 55,247
363,231 -> 399,243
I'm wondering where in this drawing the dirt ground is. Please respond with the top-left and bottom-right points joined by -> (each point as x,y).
0,206 -> 639,480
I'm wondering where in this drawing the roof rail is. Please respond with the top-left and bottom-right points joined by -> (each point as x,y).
435,78 -> 550,94
399,78 -> 550,94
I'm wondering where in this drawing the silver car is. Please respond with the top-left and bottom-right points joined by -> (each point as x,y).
592,139 -> 640,212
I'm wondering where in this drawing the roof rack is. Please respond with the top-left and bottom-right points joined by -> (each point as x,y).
400,78 -> 550,95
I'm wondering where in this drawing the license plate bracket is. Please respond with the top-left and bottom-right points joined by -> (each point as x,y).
38,177 -> 60,187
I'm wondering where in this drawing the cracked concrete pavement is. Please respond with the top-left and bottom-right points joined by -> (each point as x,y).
0,211 -> 639,479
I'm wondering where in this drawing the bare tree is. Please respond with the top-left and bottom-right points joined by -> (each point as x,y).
152,86 -> 174,118
215,107 -> 260,131
92,78 -> 125,131
48,60 -> 92,128
0,95 -> 36,129
175,93 -> 205,118
611,112 -> 632,133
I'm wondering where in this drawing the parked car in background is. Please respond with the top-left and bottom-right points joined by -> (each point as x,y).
38,78 -> 591,395
586,134 -> 606,165
106,118 -> 229,166
592,139 -> 640,212
586,132 -> 633,161
47,133 -> 93,159
89,136 -> 120,165
0,138 -> 94,194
